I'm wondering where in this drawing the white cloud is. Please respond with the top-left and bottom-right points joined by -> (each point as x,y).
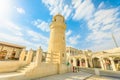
0,33 -> 35,49
86,7 -> 120,51
27,30 -> 48,50
0,21 -> 35,49
42,0 -> 72,19
72,0 -> 95,20
66,30 -> 81,47
87,31 -> 111,43
94,8 -> 118,25
71,0 -> 120,51
16,7 -> 25,14
66,30 -> 72,37
0,0 -> 14,19
0,19 -> 48,51
33,19 -> 50,32
88,39 -> 116,52
0,20 -> 23,37
27,30 -> 48,43
66,29 -> 72,45
98,2 -> 105,9
68,35 -> 80,45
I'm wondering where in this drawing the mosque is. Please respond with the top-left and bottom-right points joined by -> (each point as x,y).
0,14 -> 120,80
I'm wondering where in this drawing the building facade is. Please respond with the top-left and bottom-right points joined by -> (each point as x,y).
68,47 -> 120,71
0,41 -> 25,60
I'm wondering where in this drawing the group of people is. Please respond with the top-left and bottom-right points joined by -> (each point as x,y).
72,66 -> 80,72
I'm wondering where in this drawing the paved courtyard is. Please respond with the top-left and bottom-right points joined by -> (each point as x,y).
34,71 -> 120,80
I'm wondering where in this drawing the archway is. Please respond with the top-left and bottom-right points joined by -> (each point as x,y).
0,50 -> 7,60
114,57 -> 120,71
70,59 -> 73,64
76,59 -> 80,66
9,51 -> 16,60
104,58 -> 112,70
81,58 -> 85,67
92,57 -> 101,68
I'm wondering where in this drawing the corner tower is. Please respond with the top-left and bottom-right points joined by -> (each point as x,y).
47,14 -> 66,63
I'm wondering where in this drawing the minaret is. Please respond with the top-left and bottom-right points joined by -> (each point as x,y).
46,14 -> 66,63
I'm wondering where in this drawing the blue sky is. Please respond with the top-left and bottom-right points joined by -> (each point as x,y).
0,0 -> 120,52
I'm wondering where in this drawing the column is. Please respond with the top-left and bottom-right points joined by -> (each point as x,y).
109,57 -> 116,71
90,58 -> 93,68
103,58 -> 107,70
4,46 -> 9,60
79,58 -> 81,67
15,49 -> 20,59
26,49 -> 34,64
99,57 -> 105,70
19,49 -> 26,61
35,47 -> 42,66
85,57 -> 88,68
0,45 -> 4,51
73,58 -> 76,66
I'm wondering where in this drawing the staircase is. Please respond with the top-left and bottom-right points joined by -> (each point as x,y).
17,62 -> 35,73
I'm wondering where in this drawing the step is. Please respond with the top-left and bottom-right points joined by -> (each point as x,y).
17,70 -> 26,73
17,63 -> 35,73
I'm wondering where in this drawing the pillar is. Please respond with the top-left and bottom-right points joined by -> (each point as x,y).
79,58 -> 81,67
19,49 -> 26,61
5,47 -> 13,60
99,57 -> 105,70
102,58 -> 107,70
26,49 -> 33,64
35,47 -> 42,66
89,58 -> 93,68
0,45 -> 4,51
85,57 -> 88,68
109,57 -> 116,71
73,58 -> 76,66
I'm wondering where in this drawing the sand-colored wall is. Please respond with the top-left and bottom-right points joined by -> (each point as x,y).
25,63 -> 59,79
25,63 -> 69,79
58,64 -> 69,74
0,61 -> 27,73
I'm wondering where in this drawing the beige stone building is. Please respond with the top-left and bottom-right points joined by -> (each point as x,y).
67,48 -> 91,68
92,48 -> 120,71
0,41 -> 25,60
68,47 -> 120,71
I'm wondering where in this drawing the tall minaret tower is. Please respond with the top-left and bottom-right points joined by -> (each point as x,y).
46,14 -> 66,63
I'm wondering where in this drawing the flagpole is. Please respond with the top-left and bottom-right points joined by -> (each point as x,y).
111,33 -> 118,48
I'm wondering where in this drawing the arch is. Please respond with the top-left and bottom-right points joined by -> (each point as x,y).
114,57 -> 120,71
76,59 -> 80,66
70,59 -> 73,64
9,51 -> 16,60
92,57 -> 101,68
104,58 -> 112,70
69,58 -> 76,67
0,50 -> 7,60
81,58 -> 85,67
114,57 -> 120,63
